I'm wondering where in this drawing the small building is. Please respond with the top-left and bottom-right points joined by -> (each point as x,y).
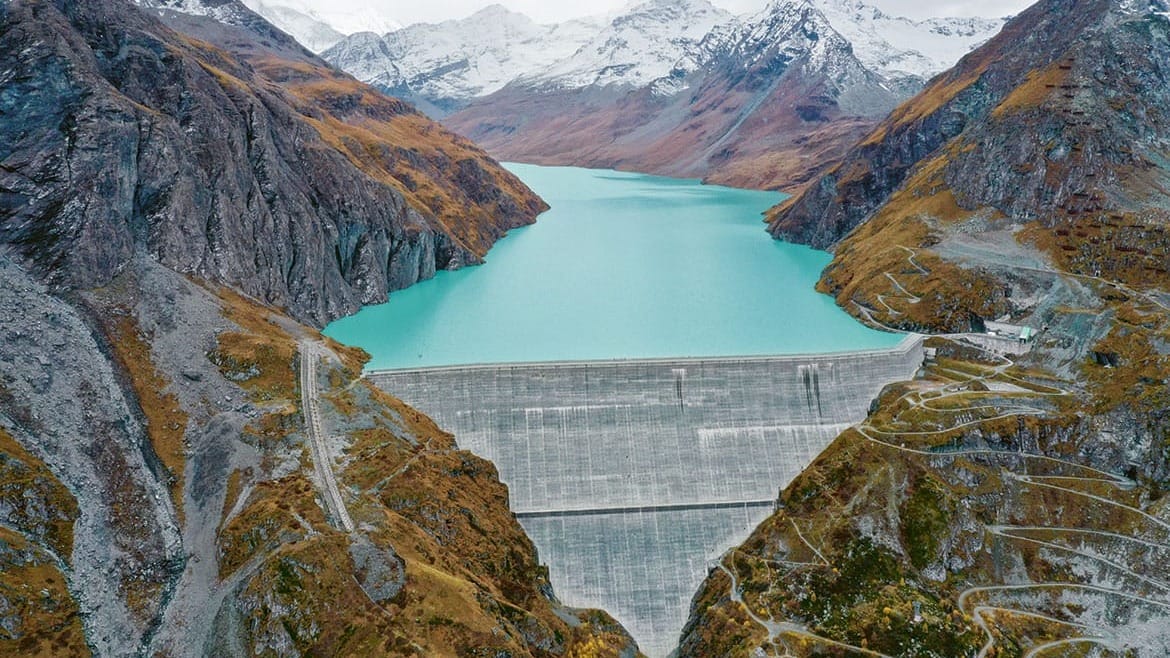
985,321 -> 1037,344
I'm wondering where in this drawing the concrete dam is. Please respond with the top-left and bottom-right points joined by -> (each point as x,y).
367,335 -> 924,656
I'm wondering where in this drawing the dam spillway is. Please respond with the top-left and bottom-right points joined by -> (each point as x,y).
366,335 -> 924,656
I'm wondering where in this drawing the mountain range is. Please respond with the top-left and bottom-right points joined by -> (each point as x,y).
325,0 -> 1007,189
5,0 -> 1170,655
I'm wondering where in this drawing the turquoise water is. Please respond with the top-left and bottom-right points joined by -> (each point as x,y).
324,164 -> 900,369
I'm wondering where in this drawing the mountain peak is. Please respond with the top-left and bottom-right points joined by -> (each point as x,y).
468,3 -> 532,22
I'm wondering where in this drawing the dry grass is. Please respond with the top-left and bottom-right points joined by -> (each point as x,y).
234,531 -> 417,655
105,315 -> 188,521
208,287 -> 299,406
220,468 -> 245,529
0,428 -> 78,559
1020,211 -> 1170,292
217,472 -> 330,579
0,529 -> 89,658
817,148 -> 1012,332
992,63 -> 1068,118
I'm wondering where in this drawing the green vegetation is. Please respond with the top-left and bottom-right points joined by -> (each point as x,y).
901,478 -> 952,570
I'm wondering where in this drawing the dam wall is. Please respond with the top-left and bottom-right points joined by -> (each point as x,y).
367,334 -> 924,656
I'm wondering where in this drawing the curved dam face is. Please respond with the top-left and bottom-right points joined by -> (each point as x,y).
367,335 -> 924,656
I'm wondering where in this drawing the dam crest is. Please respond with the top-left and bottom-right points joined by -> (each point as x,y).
367,335 -> 925,656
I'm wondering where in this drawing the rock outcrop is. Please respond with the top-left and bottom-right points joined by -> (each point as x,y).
0,0 -> 544,328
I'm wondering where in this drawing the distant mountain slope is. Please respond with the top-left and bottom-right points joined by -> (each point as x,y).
810,0 -> 1006,81
239,0 -> 400,51
323,5 -> 607,116
3,0 -> 544,327
324,0 -> 1003,189
445,0 -> 903,189
523,0 -> 730,90
238,0 -> 343,51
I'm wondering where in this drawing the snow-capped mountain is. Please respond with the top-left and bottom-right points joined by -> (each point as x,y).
445,0 -> 905,190
326,0 -> 1004,115
810,0 -> 1006,80
316,0 -> 1009,187
323,5 -> 606,115
240,0 -> 401,51
661,0 -> 893,102
524,0 -> 731,90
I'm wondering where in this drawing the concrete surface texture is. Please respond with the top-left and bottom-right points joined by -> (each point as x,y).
367,335 -> 924,656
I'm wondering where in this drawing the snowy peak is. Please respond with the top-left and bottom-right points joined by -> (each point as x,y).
809,0 -> 1006,79
323,0 -> 1007,115
323,7 -> 605,113
239,1 -> 343,51
239,0 -> 401,51
654,0 -> 898,115
671,0 -> 848,79
527,0 -> 731,89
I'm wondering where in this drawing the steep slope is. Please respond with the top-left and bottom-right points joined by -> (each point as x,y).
0,0 -> 640,656
767,0 -> 1170,333
446,0 -> 902,190
2,0 -> 543,329
768,0 -> 1132,247
322,6 -> 606,117
679,1 -> 1170,655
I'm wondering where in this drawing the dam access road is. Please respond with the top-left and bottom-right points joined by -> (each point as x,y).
368,335 -> 924,656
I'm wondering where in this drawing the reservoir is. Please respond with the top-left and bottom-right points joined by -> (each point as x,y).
341,163 -> 920,654
324,164 -> 900,368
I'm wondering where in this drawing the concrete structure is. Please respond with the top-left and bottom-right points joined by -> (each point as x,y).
367,335 -> 924,656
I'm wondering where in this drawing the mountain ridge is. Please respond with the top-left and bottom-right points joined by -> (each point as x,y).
441,0 -> 907,189
679,1 -> 1170,654
322,0 -> 1005,190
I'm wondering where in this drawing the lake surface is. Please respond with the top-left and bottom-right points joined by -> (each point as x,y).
325,164 -> 901,369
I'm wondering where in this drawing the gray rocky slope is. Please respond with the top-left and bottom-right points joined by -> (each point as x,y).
0,0 -> 543,328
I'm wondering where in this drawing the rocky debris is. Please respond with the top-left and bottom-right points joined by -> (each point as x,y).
0,253 -> 182,656
348,536 -> 405,604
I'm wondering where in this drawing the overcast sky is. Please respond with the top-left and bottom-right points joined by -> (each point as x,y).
368,0 -> 1035,26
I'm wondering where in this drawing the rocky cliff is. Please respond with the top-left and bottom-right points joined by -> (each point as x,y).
679,1 -> 1170,655
0,1 -> 639,656
767,0 -> 1166,248
1,0 -> 544,328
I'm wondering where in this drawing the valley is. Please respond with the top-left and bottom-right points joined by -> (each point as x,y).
2,0 -> 1170,656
